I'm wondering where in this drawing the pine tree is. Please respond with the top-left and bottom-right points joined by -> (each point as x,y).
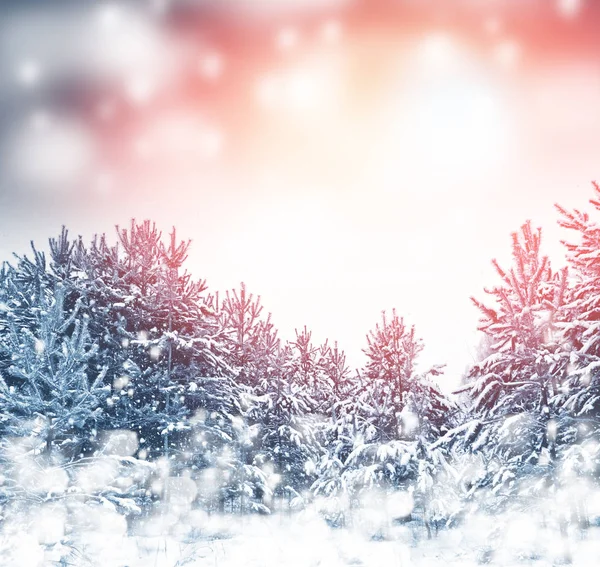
315,310 -> 452,531
554,182 -> 600,487
219,283 -> 266,387
320,340 -> 354,421
213,284 -> 281,513
249,339 -> 320,512
50,222 -> 233,461
311,342 -> 360,526
453,221 -> 569,507
0,278 -> 107,457
556,182 -> 600,357
360,309 -> 426,443
0,236 -> 158,524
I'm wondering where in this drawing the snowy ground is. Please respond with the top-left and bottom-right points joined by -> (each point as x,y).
3,506 -> 599,567
131,522 -> 600,567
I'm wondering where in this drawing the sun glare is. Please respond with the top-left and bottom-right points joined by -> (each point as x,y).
370,35 -> 513,186
408,78 -> 508,173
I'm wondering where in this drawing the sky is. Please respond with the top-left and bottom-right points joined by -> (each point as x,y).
0,0 -> 599,390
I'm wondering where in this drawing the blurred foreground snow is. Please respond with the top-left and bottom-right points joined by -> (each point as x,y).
1,504 -> 599,566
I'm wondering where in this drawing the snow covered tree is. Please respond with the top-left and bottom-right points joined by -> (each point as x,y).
310,340 -> 356,503
554,182 -> 600,485
286,326 -> 341,418
314,310 -> 452,532
219,283 -> 269,387
77,221 -> 190,459
319,340 -> 354,420
359,309 -> 443,443
49,222 -> 234,462
245,337 -> 321,512
0,239 -> 160,528
205,284 -> 272,513
0,278 -> 107,457
557,182 -> 600,357
452,221 -> 569,506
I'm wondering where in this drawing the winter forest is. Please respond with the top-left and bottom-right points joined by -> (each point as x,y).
1,183 -> 600,565
2,0 -> 600,564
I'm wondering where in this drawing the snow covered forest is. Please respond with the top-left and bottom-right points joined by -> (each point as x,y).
2,183 -> 600,566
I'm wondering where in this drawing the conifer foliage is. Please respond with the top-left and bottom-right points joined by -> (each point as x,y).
454,221 -> 569,502
4,181 -> 600,539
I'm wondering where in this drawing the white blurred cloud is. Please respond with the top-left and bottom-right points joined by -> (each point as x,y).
557,0 -> 583,18
5,114 -> 97,193
0,5 -> 172,90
